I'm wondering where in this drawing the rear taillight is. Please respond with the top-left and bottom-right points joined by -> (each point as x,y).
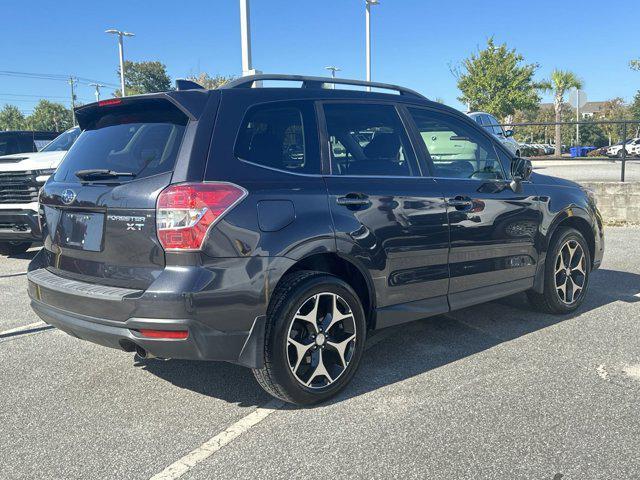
156,182 -> 247,251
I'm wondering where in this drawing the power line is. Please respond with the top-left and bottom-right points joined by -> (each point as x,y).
0,96 -> 94,104
0,70 -> 119,88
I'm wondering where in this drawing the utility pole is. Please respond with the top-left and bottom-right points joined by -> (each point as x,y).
325,66 -> 341,89
365,0 -> 379,91
106,29 -> 135,96
89,83 -> 106,102
68,76 -> 77,126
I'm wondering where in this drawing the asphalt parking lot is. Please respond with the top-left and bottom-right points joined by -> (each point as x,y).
1,227 -> 639,479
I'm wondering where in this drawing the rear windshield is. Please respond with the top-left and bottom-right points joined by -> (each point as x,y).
54,102 -> 188,183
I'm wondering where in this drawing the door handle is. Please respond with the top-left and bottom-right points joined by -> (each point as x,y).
446,196 -> 473,210
337,194 -> 371,208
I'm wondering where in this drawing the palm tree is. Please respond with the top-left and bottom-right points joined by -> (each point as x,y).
549,70 -> 583,156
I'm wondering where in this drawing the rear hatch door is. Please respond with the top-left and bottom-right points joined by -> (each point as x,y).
39,96 -> 196,289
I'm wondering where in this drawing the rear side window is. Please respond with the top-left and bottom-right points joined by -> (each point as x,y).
323,103 -> 417,177
54,101 -> 188,183
235,104 -> 314,173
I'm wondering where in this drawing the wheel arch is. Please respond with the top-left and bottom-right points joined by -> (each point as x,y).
273,252 -> 375,329
549,213 -> 596,266
533,209 -> 596,293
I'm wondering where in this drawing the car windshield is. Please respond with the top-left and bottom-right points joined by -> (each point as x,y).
53,103 -> 188,183
41,127 -> 81,152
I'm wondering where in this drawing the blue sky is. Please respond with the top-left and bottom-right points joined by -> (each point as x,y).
3,0 -> 639,114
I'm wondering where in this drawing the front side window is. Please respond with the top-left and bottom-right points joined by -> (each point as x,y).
235,105 -> 310,173
487,115 -> 504,136
408,108 -> 505,180
323,103 -> 416,176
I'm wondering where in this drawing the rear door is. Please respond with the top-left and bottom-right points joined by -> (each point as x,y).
405,106 -> 541,310
320,102 -> 449,326
39,97 -> 199,289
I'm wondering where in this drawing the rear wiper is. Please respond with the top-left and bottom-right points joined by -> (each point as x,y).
75,169 -> 137,180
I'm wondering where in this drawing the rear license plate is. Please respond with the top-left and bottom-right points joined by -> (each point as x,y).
58,211 -> 104,252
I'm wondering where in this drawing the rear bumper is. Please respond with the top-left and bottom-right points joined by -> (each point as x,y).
29,297 -> 265,367
24,258 -> 295,368
0,209 -> 41,242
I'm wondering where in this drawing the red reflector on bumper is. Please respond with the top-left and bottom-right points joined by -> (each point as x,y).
138,329 -> 188,339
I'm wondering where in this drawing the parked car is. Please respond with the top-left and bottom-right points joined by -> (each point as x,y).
26,75 -> 604,405
0,126 -> 80,255
467,111 -> 521,156
519,143 -> 541,157
0,130 -> 60,157
606,138 -> 640,157
629,143 -> 640,157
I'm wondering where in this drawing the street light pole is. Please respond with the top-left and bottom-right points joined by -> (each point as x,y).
324,66 -> 341,89
106,29 -> 135,96
365,0 -> 379,91
239,0 -> 252,76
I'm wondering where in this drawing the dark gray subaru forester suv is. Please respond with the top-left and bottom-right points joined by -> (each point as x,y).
28,75 -> 604,405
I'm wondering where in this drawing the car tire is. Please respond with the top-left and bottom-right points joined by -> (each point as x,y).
527,227 -> 591,314
0,241 -> 31,256
252,270 -> 367,405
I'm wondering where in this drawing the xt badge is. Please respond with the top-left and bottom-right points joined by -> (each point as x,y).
107,215 -> 146,231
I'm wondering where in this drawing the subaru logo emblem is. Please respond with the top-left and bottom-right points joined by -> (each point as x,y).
61,189 -> 77,205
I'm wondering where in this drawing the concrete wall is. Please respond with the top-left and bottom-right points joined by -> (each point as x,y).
581,182 -> 640,224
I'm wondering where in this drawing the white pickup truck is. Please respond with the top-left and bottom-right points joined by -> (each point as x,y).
0,127 -> 80,255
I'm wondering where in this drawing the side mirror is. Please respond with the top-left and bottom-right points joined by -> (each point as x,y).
510,157 -> 532,192
504,129 -> 514,138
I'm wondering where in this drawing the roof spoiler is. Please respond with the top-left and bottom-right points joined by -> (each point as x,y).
175,79 -> 205,91
74,89 -> 214,129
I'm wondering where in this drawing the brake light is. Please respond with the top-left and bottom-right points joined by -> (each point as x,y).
156,183 -> 247,251
138,329 -> 189,339
98,98 -> 122,107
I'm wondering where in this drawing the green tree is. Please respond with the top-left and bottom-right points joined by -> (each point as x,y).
578,117 -> 607,147
26,100 -> 73,131
187,72 -> 237,89
628,91 -> 640,137
0,105 -> 26,130
599,97 -> 629,146
116,60 -> 172,96
454,38 -> 544,120
549,70 -> 583,155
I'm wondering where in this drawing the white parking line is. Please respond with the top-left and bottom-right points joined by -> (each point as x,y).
149,399 -> 284,480
149,327 -> 398,480
0,321 -> 46,337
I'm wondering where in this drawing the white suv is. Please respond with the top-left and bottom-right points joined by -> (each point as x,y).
606,138 -> 640,157
467,112 -> 520,157
0,127 -> 80,255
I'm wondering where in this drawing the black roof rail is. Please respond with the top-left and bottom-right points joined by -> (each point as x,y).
219,74 -> 426,99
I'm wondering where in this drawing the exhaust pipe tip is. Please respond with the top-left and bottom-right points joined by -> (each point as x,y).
135,345 -> 155,360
